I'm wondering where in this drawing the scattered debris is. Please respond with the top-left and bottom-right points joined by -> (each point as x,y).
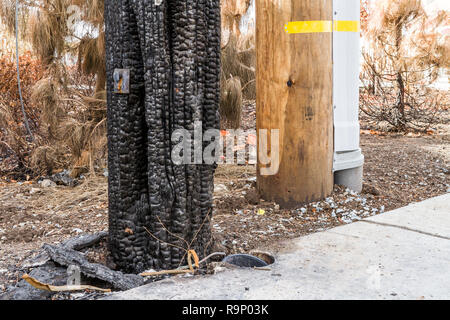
362,183 -> 382,196
39,179 -> 56,188
29,188 -> 41,195
43,244 -> 144,291
0,231 -> 142,300
51,170 -> 79,187
0,262 -> 69,300
140,249 -> 203,278
139,269 -> 194,277
22,231 -> 109,269
61,232 -> 108,251
177,252 -> 227,271
22,274 -> 111,293
214,184 -> 228,193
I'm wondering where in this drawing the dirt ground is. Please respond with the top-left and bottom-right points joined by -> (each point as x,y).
0,108 -> 449,290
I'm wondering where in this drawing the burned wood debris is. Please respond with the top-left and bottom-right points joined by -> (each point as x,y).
0,232 -> 144,300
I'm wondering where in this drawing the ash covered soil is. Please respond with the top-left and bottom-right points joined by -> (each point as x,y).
0,105 -> 449,292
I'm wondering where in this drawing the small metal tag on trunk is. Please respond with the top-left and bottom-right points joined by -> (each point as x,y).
113,68 -> 130,94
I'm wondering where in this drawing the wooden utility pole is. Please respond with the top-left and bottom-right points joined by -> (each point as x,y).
256,0 -> 334,208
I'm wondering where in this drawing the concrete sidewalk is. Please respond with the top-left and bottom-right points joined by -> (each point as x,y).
105,193 -> 450,300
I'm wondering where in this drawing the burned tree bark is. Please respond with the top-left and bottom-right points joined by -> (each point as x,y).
105,0 -> 221,273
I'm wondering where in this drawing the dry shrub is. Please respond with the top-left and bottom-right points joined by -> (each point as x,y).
78,37 -> 102,75
27,0 -> 70,67
370,0 -> 422,30
71,149 -> 91,178
70,0 -> 104,27
0,53 -> 44,172
30,73 -> 107,176
237,32 -> 256,99
31,76 -> 65,136
0,1 -> 107,178
19,0 -> 107,177
220,32 -> 255,128
221,0 -> 252,45
220,77 -> 242,129
29,13 -> 56,65
83,0 -> 104,25
0,0 -> 30,39
0,53 -> 44,123
0,102 -> 30,169
30,145 -> 68,176
361,0 -> 449,132
0,1 -> 15,33
219,0 -> 255,128
221,33 -> 255,100
77,32 -> 106,92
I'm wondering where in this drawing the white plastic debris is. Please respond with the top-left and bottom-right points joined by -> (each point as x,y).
40,179 -> 56,188
214,184 -> 228,193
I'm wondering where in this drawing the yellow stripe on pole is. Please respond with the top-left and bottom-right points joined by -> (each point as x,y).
284,21 -> 332,34
284,20 -> 360,34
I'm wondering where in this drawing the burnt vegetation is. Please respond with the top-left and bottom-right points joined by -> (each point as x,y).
360,0 -> 449,132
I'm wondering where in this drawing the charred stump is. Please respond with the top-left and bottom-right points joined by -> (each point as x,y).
105,0 -> 221,273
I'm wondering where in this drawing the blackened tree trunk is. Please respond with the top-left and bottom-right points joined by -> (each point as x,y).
105,0 -> 221,273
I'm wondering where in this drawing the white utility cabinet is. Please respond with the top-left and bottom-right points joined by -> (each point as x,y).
333,0 -> 364,192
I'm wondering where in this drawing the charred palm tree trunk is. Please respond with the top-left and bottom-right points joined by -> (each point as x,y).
105,0 -> 221,273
